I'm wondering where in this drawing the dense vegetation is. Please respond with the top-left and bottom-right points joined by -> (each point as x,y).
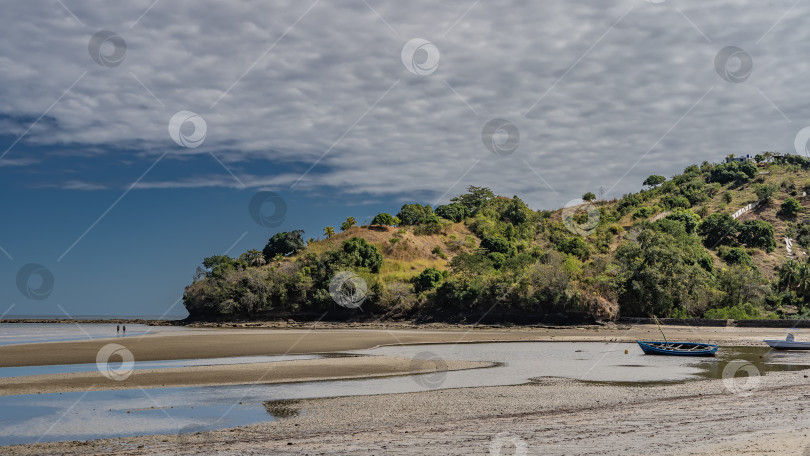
183,153 -> 810,323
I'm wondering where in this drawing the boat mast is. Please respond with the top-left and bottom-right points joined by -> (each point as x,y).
653,315 -> 669,346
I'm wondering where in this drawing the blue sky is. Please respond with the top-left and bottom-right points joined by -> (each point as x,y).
2,0 -> 809,316
0,144 -> 400,317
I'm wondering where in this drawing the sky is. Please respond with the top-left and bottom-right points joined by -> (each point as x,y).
1,0 -> 808,317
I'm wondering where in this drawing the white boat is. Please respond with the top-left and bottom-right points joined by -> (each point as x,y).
763,333 -> 810,350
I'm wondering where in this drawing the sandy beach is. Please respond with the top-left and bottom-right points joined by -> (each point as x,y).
3,324 -> 809,455
0,356 -> 492,396
0,323 -> 781,367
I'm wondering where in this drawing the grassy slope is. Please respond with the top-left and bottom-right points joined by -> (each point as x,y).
306,223 -> 480,283
270,162 -> 808,302
609,163 -> 807,280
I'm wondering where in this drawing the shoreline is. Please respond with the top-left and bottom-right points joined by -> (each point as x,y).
3,325 -> 808,455
1,318 -> 181,326
4,317 -> 808,329
0,324 -> 789,368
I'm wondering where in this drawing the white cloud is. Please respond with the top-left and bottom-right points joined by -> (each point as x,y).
0,157 -> 39,167
40,180 -> 107,191
1,0 -> 808,209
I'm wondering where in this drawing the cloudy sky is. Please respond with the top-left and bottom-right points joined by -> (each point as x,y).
1,0 -> 807,316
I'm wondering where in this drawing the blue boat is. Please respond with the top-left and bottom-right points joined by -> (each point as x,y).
637,340 -> 718,357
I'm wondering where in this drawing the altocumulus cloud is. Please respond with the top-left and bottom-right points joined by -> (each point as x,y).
1,0 -> 808,208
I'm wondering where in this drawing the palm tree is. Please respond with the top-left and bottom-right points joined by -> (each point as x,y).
778,259 -> 799,292
798,261 -> 810,308
324,226 -> 335,239
340,216 -> 357,231
239,249 -> 266,267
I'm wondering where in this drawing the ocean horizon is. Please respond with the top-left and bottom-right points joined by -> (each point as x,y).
2,314 -> 188,320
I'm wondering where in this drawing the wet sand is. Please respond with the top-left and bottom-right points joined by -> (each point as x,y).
8,371 -> 810,455
0,324 -> 783,368
0,356 -> 492,396
3,324 -> 808,455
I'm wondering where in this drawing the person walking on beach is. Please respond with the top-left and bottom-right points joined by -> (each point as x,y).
122,325 -> 126,335
117,324 -> 120,334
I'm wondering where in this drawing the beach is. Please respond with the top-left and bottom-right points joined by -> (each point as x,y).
2,324 -> 810,455
0,323 -> 779,367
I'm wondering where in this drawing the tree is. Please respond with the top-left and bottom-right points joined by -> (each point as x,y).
557,237 -> 589,259
501,196 -> 530,224
201,255 -> 247,278
664,208 -> 700,234
615,226 -> 714,317
340,237 -> 383,273
780,197 -> 803,218
435,203 -> 469,222
450,186 -> 495,215
412,267 -> 445,293
740,162 -> 758,179
582,192 -> 597,202
262,230 -> 305,259
633,207 -> 653,219
397,203 -> 435,226
737,220 -> 776,252
324,226 -> 335,239
709,161 -> 757,184
718,246 -> 754,267
778,259 -> 801,299
239,249 -> 266,267
798,262 -> 810,309
643,175 -> 666,188
448,251 -> 495,277
754,183 -> 777,203
480,235 -> 512,255
698,213 -> 741,248
715,265 -> 767,309
487,252 -> 507,269
371,213 -> 399,226
340,216 -> 357,231
662,194 -> 690,209
754,154 -> 764,164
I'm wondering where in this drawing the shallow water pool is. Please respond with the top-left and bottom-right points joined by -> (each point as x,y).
0,341 -> 804,446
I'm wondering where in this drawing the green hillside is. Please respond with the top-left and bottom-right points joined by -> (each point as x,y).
183,153 -> 810,323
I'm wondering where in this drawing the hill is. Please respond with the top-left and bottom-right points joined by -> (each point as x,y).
183,153 -> 810,323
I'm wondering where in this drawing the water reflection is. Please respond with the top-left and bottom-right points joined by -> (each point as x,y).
0,323 -> 188,346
